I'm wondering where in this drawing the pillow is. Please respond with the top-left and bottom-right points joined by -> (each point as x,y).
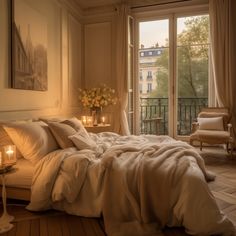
48,122 -> 77,149
198,112 -> 230,129
3,121 -> 59,164
62,117 -> 89,137
39,117 -> 66,123
198,117 -> 224,131
69,131 -> 97,150
0,122 -> 22,159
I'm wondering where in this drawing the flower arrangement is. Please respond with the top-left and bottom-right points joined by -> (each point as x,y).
78,85 -> 117,109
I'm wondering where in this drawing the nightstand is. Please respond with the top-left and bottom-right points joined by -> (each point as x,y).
0,166 -> 16,233
84,124 -> 111,133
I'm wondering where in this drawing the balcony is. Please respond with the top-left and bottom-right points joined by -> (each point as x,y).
140,97 -> 208,135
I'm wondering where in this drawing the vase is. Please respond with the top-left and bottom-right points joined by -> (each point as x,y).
90,107 -> 101,126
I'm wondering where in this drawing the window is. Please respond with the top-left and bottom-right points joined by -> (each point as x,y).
135,13 -> 209,137
139,71 -> 143,80
147,83 -> 152,93
139,83 -> 143,93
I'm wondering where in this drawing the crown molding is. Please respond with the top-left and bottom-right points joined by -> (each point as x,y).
57,0 -> 83,19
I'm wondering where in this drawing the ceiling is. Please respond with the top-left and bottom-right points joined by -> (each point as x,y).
74,0 -> 179,10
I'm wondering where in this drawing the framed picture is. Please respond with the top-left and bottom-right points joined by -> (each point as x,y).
11,0 -> 48,91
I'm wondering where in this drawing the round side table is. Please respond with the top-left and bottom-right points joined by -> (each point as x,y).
0,166 -> 16,233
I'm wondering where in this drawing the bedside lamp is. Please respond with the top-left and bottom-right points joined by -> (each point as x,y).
3,145 -> 16,166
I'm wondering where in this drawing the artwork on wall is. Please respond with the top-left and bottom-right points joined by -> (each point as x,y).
11,0 -> 48,91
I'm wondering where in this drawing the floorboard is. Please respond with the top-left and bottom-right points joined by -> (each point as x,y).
0,147 -> 235,236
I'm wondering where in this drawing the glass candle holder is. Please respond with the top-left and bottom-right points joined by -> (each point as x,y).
101,116 -> 106,125
3,145 -> 16,165
81,116 -> 87,125
86,116 -> 93,126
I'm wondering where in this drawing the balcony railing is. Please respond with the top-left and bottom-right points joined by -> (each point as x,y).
140,97 -> 208,135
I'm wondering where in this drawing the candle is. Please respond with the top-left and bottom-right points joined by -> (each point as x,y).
81,116 -> 87,125
87,116 -> 93,126
6,148 -> 14,161
4,145 -> 16,164
101,116 -> 105,124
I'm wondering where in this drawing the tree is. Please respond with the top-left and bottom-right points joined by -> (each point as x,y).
150,16 -> 209,98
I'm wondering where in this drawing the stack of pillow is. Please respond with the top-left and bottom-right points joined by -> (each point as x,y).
0,117 -> 97,165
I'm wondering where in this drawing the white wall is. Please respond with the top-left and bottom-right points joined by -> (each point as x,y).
0,0 -> 82,120
82,12 -> 117,127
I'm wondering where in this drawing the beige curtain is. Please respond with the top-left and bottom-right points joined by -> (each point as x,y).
209,0 -> 236,141
113,4 -> 130,135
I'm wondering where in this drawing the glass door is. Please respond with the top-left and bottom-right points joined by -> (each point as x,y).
136,14 -> 209,137
138,19 -> 170,135
176,15 -> 209,137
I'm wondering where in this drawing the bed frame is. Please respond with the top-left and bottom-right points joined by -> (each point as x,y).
0,186 -> 30,201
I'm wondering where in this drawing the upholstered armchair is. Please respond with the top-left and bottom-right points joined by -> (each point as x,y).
189,107 -> 234,156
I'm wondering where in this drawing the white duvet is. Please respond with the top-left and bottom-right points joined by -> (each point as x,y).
27,133 -> 235,236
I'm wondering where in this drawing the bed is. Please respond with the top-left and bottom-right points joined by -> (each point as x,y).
0,118 -> 235,236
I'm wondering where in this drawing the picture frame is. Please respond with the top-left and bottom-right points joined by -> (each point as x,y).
11,0 -> 48,91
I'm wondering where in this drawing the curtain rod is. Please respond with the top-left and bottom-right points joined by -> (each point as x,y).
131,0 -> 191,9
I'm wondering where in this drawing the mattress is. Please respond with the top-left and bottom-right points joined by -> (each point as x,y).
4,158 -> 34,189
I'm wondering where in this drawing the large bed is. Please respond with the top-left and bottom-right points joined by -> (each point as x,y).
0,118 -> 235,236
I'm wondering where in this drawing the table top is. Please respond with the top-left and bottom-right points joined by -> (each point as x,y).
84,123 -> 111,128
0,164 -> 17,175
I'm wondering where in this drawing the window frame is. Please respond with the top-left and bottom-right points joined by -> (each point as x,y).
132,3 -> 210,138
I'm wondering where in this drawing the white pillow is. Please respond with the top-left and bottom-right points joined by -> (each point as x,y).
3,121 -> 59,164
48,122 -> 76,149
198,117 -> 224,131
69,131 -> 97,150
62,117 -> 89,137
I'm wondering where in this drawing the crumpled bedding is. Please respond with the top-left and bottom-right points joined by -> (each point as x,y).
27,132 -> 235,236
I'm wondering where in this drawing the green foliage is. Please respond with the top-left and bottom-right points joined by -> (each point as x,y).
150,16 -> 209,98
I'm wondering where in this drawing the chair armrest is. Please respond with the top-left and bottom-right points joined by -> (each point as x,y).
191,122 -> 199,133
227,123 -> 232,133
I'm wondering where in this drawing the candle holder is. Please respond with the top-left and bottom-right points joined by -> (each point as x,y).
101,116 -> 106,125
81,116 -> 87,125
3,145 -> 16,166
86,116 -> 93,126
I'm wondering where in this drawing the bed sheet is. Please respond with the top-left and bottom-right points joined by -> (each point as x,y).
4,158 -> 34,189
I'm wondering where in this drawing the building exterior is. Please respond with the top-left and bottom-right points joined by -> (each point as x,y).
139,47 -> 163,97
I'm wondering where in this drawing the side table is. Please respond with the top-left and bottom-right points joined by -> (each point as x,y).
84,124 -> 112,133
0,166 -> 16,233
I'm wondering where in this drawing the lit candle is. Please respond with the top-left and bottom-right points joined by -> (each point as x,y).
87,116 -> 92,126
101,116 -> 105,124
6,146 -> 14,161
4,145 -> 16,164
81,116 -> 87,125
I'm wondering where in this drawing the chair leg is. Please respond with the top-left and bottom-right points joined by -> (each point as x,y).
226,142 -> 229,153
230,142 -> 234,158
200,142 -> 202,151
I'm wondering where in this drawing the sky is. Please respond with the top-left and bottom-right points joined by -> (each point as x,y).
139,17 -> 192,48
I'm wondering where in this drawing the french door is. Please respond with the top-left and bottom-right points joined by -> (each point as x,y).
135,13 -> 209,138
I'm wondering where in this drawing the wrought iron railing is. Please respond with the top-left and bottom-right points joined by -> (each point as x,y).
140,97 -> 208,135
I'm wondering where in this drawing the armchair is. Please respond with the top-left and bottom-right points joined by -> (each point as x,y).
189,107 -> 234,156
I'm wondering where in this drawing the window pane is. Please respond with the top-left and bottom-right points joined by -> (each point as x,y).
177,15 -> 209,135
139,20 -> 169,135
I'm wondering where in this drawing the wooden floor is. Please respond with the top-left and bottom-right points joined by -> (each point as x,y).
0,147 -> 235,236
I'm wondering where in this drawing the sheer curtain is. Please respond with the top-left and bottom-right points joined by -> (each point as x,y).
209,0 -> 236,141
113,4 -> 130,135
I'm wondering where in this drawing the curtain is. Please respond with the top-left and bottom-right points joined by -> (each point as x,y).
209,0 -> 236,141
113,4 -> 130,135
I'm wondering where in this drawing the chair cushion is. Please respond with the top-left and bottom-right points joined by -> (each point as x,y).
190,130 -> 230,144
198,117 -> 224,131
